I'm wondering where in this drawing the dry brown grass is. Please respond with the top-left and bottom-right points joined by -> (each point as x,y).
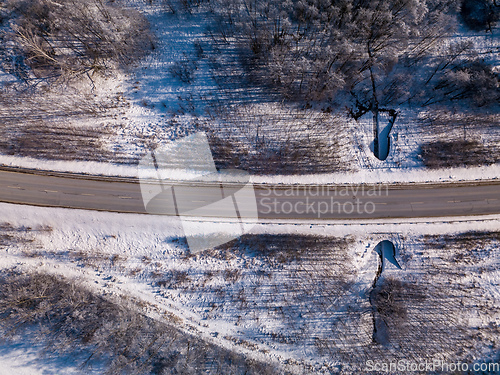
417,110 -> 500,169
203,104 -> 351,175
0,88 -> 138,164
420,139 -> 499,169
0,269 -> 276,374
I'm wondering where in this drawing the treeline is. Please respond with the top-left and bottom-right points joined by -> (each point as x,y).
205,0 -> 498,110
461,0 -> 500,31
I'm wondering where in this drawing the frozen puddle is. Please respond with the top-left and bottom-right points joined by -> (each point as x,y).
377,111 -> 398,160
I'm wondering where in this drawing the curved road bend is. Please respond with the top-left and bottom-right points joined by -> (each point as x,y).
0,169 -> 499,220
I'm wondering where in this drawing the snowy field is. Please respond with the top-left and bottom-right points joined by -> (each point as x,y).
0,202 -> 499,372
0,1 -> 498,183
0,1 -> 499,373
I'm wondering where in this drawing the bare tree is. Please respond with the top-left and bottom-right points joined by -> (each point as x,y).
1,0 -> 153,85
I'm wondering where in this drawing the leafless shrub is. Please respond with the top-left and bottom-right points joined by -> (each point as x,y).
223,268 -> 241,283
0,223 -> 14,231
0,269 -> 277,374
169,54 -> 198,84
371,277 -> 427,328
224,335 -> 259,351
36,225 -> 53,233
1,0 -> 153,83
67,249 -> 109,270
110,254 -> 127,265
157,270 -> 191,289
159,0 -> 209,14
0,234 -> 15,247
150,270 -> 164,279
128,267 -> 143,277
0,222 -> 37,247
20,249 -> 42,258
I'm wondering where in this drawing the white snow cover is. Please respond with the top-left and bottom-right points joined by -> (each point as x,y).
1,153 -> 500,184
0,5 -> 498,185
0,202 -> 499,371
0,2 -> 499,372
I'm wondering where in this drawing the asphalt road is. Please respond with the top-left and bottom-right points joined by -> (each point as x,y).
0,169 -> 499,220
